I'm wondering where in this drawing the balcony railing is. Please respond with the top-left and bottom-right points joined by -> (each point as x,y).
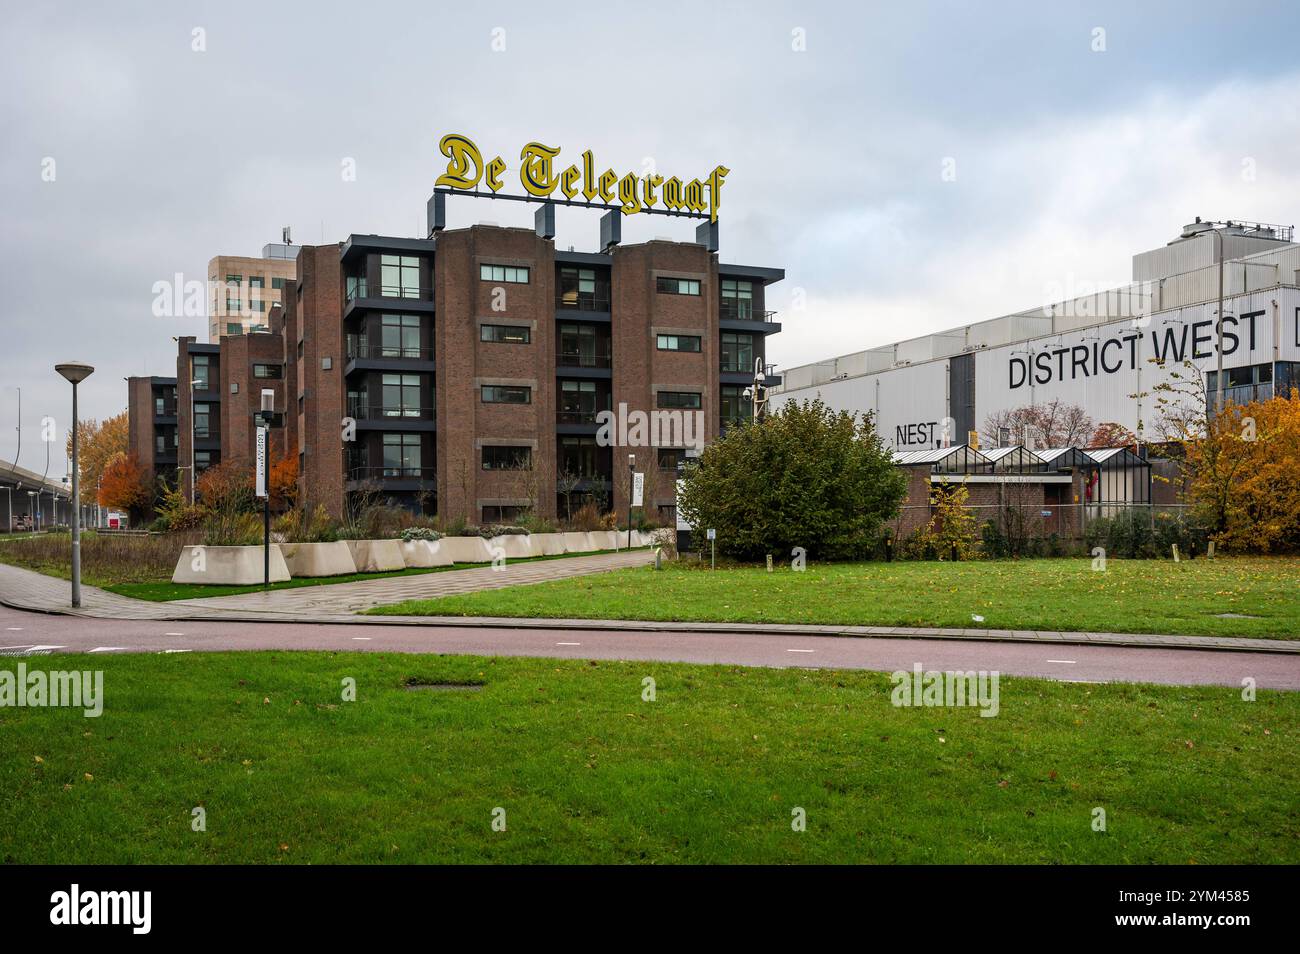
346,404 -> 436,421
347,465 -> 436,482
346,279 -> 432,302
345,338 -> 435,361
721,361 -> 778,376
556,292 -> 612,312
154,405 -> 177,417
720,302 -> 777,322
557,410 -> 601,425
557,349 -> 611,369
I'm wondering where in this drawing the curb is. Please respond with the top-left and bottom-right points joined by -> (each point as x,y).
4,596 -> 1296,654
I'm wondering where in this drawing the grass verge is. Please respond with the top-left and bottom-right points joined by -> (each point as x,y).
0,651 -> 1294,864
368,556 -> 1300,639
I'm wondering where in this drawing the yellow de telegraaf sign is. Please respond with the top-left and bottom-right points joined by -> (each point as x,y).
435,133 -> 729,223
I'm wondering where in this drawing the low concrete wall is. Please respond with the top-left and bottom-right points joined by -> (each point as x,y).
172,545 -> 291,585
439,536 -> 494,564
400,539 -> 455,567
345,539 -> 406,573
489,534 -> 533,560
280,541 -> 357,578
560,531 -> 594,553
531,533 -> 566,556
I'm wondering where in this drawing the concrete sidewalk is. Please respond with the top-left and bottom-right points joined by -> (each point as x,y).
1,558 -> 1296,654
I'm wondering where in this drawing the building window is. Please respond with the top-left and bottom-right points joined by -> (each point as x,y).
380,314 -> 421,358
559,436 -> 599,478
195,450 -> 212,472
480,324 -> 531,344
559,379 -> 601,423
558,266 -> 600,308
154,396 -> 166,415
225,297 -> 240,314
721,385 -> 752,424
721,332 -> 755,372
194,403 -> 212,438
480,263 -> 530,284
225,323 -> 242,335
253,364 -> 283,379
482,504 -> 525,523
381,433 -> 422,477
657,448 -> 687,470
657,334 -> 702,352
558,322 -> 606,367
272,277 -> 285,290
656,391 -> 701,410
721,279 -> 754,319
381,373 -> 422,417
482,446 -> 533,470
192,355 -> 211,389
482,385 -> 531,404
656,277 -> 700,296
380,255 -> 421,298
155,434 -> 167,455
224,274 -> 242,285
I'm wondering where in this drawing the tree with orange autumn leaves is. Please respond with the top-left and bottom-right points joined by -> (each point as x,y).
98,452 -> 152,514
1141,360 -> 1300,552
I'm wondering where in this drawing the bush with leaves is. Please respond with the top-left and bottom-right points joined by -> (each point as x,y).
399,526 -> 442,542
676,398 -> 906,561
901,482 -> 981,560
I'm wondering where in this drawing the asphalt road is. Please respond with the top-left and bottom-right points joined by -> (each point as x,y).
1,605 -> 1296,689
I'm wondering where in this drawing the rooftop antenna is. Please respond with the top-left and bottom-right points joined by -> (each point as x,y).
282,226 -> 292,245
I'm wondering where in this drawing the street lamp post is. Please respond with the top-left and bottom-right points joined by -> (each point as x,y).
627,453 -> 635,551
27,491 -> 36,533
56,361 -> 94,608
742,357 -> 769,423
1212,224 -> 1225,416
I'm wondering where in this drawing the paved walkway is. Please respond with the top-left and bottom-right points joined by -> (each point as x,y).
0,558 -> 1295,653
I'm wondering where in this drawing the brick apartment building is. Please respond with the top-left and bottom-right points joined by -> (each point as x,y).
129,222 -> 784,524
207,244 -> 298,341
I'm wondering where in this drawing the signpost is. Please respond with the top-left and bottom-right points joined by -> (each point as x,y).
257,389 -> 274,588
707,527 -> 716,570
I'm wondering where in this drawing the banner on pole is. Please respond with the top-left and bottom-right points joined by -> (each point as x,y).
255,427 -> 267,499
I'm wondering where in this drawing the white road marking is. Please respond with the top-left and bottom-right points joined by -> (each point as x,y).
5,627 -> 23,631
27,645 -> 65,652
0,645 -> 34,650
88,647 -> 126,653
161,649 -> 191,654
1046,659 -> 1077,664
786,648 -> 816,653
556,642 -> 581,646
164,632 -> 185,637
351,637 -> 372,641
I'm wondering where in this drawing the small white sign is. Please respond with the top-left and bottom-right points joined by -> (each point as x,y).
631,472 -> 644,507
706,528 -> 716,541
255,426 -> 268,498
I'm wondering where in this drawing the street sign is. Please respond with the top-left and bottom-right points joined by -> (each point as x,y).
706,528 -> 716,540
631,472 -> 644,507
255,426 -> 268,499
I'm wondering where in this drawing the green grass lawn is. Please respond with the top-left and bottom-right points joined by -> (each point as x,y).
370,556 -> 1300,640
1,651 -> 1294,864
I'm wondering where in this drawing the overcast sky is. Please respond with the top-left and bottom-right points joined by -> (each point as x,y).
3,0 -> 1299,472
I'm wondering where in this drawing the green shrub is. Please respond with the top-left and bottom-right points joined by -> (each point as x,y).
399,526 -> 442,542
478,524 -> 528,538
676,398 -> 906,561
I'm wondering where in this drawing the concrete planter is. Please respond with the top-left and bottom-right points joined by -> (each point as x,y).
345,539 -> 406,573
399,539 -> 454,568
561,531 -> 595,553
592,530 -> 624,551
531,533 -> 567,556
172,545 -> 291,585
439,535 -> 494,564
279,541 -> 357,577
489,534 -> 533,560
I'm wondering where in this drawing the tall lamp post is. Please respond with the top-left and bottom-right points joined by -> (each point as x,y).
56,361 -> 94,608
257,389 -> 275,588
626,453 -> 635,551
741,357 -> 770,423
27,491 -> 37,533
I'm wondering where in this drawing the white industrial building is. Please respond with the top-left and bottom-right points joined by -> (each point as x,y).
772,219 -> 1300,451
